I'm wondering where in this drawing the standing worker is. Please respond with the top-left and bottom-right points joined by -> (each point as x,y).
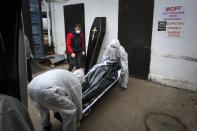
66,24 -> 85,71
102,39 -> 129,91
28,69 -> 85,131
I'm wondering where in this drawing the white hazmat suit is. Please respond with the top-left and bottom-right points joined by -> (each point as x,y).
28,69 -> 85,131
0,94 -> 34,131
102,39 -> 129,89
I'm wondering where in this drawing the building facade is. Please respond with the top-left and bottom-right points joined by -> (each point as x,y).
50,0 -> 197,91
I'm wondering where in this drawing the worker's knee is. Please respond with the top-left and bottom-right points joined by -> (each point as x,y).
60,108 -> 77,122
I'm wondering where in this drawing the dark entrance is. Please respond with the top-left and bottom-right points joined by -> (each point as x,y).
118,0 -> 154,79
64,4 -> 86,67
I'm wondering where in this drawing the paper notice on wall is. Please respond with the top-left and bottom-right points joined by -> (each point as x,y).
161,6 -> 185,38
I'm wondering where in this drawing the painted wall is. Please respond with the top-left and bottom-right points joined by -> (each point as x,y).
50,0 -> 119,61
149,0 -> 197,90
50,2 -> 66,55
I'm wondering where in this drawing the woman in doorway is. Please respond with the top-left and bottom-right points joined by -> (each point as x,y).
66,24 -> 85,71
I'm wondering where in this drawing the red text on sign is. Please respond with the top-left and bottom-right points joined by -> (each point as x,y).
166,6 -> 183,12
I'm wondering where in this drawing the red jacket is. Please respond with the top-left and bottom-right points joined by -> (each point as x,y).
66,33 -> 85,55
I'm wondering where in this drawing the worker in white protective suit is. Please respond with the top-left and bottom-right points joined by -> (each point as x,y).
0,94 -> 35,131
28,69 -> 85,131
102,39 -> 129,90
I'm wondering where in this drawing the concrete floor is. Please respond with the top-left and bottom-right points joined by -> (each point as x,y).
28,62 -> 197,131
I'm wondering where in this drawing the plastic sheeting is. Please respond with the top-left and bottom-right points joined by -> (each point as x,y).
0,94 -> 34,131
82,60 -> 121,108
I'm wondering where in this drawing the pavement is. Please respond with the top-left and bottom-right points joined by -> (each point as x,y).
28,62 -> 197,131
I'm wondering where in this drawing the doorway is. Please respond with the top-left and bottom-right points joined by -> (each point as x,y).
64,3 -> 86,67
118,0 -> 154,79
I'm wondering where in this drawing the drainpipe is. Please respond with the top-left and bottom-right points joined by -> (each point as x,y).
49,0 -> 53,44
43,0 -> 51,46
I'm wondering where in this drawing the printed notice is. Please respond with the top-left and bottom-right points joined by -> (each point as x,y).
158,21 -> 166,31
162,6 -> 185,38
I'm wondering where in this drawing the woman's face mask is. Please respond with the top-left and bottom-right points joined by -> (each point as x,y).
75,30 -> 81,34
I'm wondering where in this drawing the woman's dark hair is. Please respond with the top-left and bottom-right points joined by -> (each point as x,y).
74,24 -> 81,29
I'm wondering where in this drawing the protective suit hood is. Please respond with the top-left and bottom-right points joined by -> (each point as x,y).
72,69 -> 85,85
110,39 -> 120,49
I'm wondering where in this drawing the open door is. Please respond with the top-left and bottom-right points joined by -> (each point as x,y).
64,3 -> 86,67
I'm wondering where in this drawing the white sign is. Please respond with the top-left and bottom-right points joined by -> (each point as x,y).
162,6 -> 185,38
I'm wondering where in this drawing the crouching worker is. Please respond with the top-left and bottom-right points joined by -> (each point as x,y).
28,69 -> 85,131
102,39 -> 129,91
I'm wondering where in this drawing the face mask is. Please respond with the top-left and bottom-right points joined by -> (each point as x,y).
75,30 -> 81,34
110,46 -> 117,52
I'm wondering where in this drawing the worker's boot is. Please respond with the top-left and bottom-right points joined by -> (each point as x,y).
121,87 -> 127,91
